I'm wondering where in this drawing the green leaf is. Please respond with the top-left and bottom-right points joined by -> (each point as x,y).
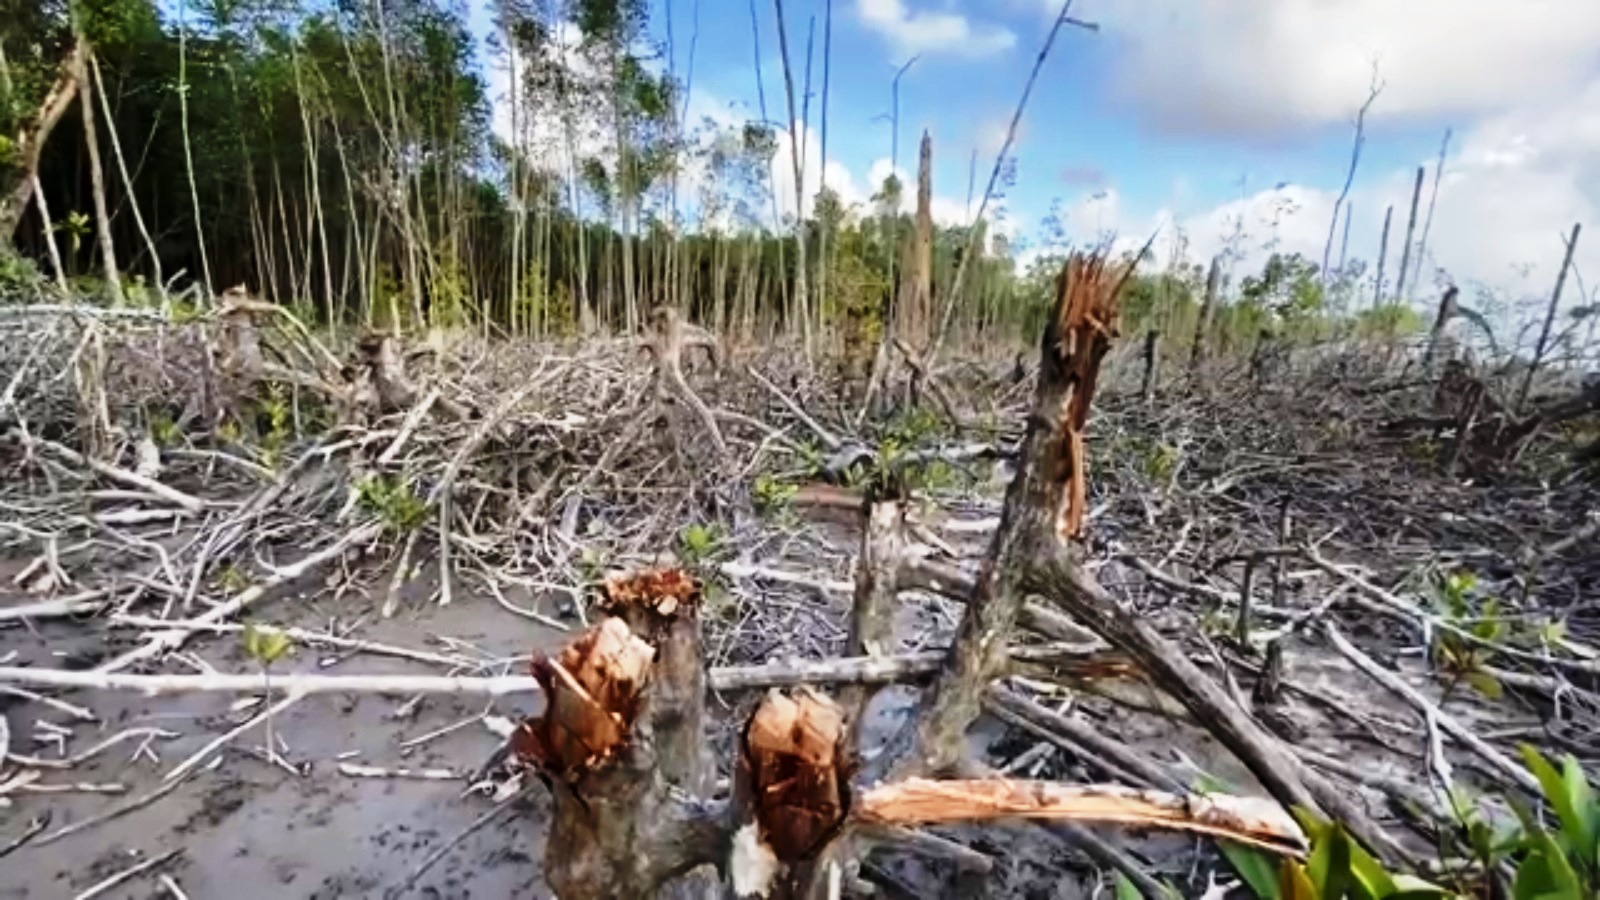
1512,830 -> 1584,900
1558,754 -> 1599,863
1218,840 -> 1282,899
1280,861 -> 1318,900
1308,822 -> 1352,900
1464,670 -> 1504,700
1292,808 -> 1332,843
1540,619 -> 1568,646
1344,836 -> 1398,899
1113,871 -> 1144,900
243,622 -> 264,660
1522,745 -> 1592,860
259,630 -> 291,664
242,622 -> 292,665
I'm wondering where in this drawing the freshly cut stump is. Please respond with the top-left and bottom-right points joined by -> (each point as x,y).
731,688 -> 851,897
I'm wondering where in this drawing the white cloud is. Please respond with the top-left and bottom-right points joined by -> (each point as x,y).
1053,76 -> 1600,338
856,0 -> 1016,59
1077,0 -> 1600,136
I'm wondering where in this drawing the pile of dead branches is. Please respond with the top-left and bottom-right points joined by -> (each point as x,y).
2,259 -> 1599,897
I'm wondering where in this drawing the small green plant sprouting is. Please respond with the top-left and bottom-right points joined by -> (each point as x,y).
576,545 -> 607,584
752,473 -> 798,513
884,406 -> 944,446
1143,442 -> 1181,483
677,522 -> 725,567
54,210 -> 90,256
255,381 -> 293,470
851,439 -> 910,496
1529,617 -> 1569,649
1430,570 -> 1504,701
911,459 -> 965,494
242,622 -> 294,765
796,441 -> 827,478
356,475 -> 428,534
169,297 -> 206,325
149,412 -> 183,448
217,564 -> 250,595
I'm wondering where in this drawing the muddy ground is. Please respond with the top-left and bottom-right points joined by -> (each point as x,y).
0,566 -> 570,899
1,530 -> 1454,900
3,359 -> 1588,897
0,501 -> 1249,900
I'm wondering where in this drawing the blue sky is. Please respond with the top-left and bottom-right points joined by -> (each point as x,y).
475,0 -> 1600,310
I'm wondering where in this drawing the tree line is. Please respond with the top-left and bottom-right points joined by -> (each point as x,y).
2,0 -> 1422,355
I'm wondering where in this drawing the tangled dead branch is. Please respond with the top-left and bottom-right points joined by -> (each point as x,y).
2,244 -> 1598,897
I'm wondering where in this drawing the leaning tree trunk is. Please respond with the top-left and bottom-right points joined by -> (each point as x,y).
0,40 -> 85,245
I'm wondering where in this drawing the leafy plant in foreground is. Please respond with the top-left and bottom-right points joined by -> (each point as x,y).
1429,570 -> 1505,701
1218,745 -> 1600,899
356,475 -> 428,534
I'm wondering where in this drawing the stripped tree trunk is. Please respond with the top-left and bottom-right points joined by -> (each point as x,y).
1140,329 -> 1159,404
895,131 -> 934,347
881,253 -> 1132,779
1392,166 -> 1424,307
75,39 -> 125,306
1371,205 -> 1394,310
1186,256 -> 1220,386
1516,222 -> 1582,413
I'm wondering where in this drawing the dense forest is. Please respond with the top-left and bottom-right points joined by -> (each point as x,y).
3,0 -> 1439,354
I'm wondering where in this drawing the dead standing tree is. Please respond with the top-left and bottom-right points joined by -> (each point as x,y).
507,252 -> 1323,898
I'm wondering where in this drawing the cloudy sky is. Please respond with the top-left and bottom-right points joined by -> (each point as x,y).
474,0 -> 1600,310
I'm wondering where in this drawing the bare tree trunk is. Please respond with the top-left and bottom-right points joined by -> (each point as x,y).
1140,329 -> 1159,404
1410,128 -> 1451,302
895,131 -> 933,347
928,0 -> 1093,366
1337,200 -> 1354,272
816,0 -> 833,337
1320,73 -> 1382,288
89,52 -> 163,299
75,40 -> 124,306
1516,222 -> 1582,413
1371,205 -> 1393,310
772,0 -> 811,357
1392,166 -> 1424,305
176,0 -> 213,295
1186,256 -> 1220,385
0,40 -> 84,245
30,175 -> 70,291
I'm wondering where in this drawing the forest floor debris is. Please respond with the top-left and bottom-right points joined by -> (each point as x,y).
0,304 -> 1597,897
